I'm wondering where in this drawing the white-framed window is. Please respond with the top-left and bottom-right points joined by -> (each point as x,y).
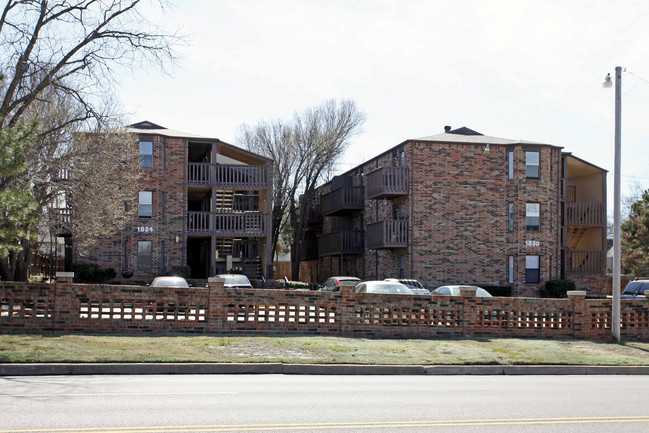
525,255 -> 540,284
138,191 -> 152,218
508,256 -> 514,284
526,203 -> 540,231
526,151 -> 539,179
140,140 -> 153,169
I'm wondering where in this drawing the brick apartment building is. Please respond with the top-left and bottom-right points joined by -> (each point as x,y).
68,121 -> 273,282
301,127 -> 607,296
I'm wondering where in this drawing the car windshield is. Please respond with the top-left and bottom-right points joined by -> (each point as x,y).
623,282 -> 646,294
221,275 -> 251,285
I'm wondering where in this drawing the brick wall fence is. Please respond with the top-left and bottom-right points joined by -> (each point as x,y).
1,277 -> 648,342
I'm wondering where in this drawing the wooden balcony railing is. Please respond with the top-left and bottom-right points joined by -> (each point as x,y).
366,167 -> 409,199
318,230 -> 364,257
565,202 -> 605,227
320,186 -> 364,216
565,249 -> 605,274
187,163 -> 270,189
187,211 -> 211,234
49,207 -> 73,234
187,211 -> 268,237
214,211 -> 266,237
366,220 -> 408,249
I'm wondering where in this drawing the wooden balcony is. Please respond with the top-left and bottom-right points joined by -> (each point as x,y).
187,163 -> 270,189
565,249 -> 605,274
565,202 -> 605,227
320,186 -> 364,216
366,220 -> 408,249
366,167 -> 409,199
50,207 -> 73,235
318,230 -> 364,257
187,211 -> 268,237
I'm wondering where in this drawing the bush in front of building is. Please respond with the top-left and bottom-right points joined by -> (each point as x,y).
170,264 -> 191,279
481,285 -> 512,297
540,279 -> 576,298
71,263 -> 116,283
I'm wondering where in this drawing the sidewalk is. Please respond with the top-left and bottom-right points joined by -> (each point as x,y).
2,363 -> 649,376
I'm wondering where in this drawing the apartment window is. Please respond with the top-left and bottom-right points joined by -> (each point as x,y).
508,256 -> 514,284
508,151 -> 514,179
160,241 -> 166,272
526,151 -> 539,179
161,192 -> 166,220
508,203 -> 514,231
138,191 -> 152,218
525,255 -> 540,283
137,241 -> 152,269
526,203 -> 540,231
139,140 -> 153,169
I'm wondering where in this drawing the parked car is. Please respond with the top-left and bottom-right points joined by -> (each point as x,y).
150,276 -> 189,288
355,280 -> 415,295
384,278 -> 430,294
319,276 -> 362,292
213,274 -> 254,289
432,285 -> 493,297
621,280 -> 648,299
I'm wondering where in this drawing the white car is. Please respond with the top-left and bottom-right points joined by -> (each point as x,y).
150,276 -> 189,288
432,285 -> 493,297
213,274 -> 254,289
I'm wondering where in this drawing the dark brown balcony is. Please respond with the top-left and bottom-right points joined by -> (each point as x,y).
565,202 -> 605,227
366,220 -> 408,249
320,186 -> 364,216
187,211 -> 268,237
366,167 -> 409,199
187,163 -> 270,189
50,207 -> 73,235
565,249 -> 605,274
318,230 -> 364,257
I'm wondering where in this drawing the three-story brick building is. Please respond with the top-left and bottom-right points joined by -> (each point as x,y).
301,126 -> 607,296
75,121 -> 273,282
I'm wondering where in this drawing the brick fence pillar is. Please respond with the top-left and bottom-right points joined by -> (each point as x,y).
338,282 -> 357,337
460,286 -> 478,337
207,277 -> 225,334
55,272 -> 74,284
568,290 -> 587,340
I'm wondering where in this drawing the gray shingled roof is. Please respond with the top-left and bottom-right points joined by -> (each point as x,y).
415,131 -> 553,146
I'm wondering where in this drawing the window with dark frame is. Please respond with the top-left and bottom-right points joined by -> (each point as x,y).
525,255 -> 540,283
526,203 -> 540,231
139,140 -> 153,169
508,256 -> 514,284
508,203 -> 514,231
138,191 -> 152,218
137,240 -> 152,269
526,151 -> 540,179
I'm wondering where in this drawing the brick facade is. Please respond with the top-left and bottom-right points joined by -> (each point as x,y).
303,127 -> 607,297
74,122 -> 273,284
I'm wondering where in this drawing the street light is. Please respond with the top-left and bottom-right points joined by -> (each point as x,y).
603,67 -> 622,342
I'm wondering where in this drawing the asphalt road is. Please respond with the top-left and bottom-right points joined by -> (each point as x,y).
2,374 -> 649,432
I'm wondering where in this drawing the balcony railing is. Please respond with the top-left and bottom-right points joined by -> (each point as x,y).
565,249 -> 604,274
187,211 -> 268,237
565,202 -> 605,227
366,220 -> 408,249
320,186 -> 364,216
318,230 -> 364,257
187,163 -> 270,189
49,207 -> 73,234
366,167 -> 409,199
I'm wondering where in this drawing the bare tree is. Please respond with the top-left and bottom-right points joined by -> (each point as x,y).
237,100 -> 365,280
0,0 -> 179,280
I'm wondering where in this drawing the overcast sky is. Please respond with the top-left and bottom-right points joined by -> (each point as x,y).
119,0 -> 649,213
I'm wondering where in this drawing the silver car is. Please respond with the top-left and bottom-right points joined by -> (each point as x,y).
213,274 -> 254,289
355,281 -> 414,295
150,276 -> 190,288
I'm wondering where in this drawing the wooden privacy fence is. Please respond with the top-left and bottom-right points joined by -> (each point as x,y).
1,278 -> 648,341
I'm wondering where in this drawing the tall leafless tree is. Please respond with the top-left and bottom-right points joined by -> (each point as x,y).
0,0 -> 179,280
238,99 -> 365,280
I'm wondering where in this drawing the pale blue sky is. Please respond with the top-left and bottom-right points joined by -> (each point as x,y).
119,0 -> 649,212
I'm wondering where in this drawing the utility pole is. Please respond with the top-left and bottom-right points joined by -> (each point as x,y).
612,66 -> 622,342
